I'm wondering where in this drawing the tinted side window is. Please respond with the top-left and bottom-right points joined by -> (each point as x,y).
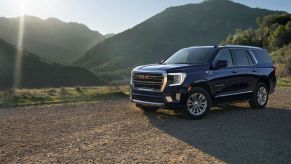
251,50 -> 273,64
231,49 -> 251,66
214,49 -> 233,67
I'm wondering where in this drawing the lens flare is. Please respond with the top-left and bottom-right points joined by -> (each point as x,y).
13,0 -> 26,89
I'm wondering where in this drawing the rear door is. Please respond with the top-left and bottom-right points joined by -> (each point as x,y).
230,49 -> 258,93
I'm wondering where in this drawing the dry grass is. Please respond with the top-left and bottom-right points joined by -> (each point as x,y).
0,86 -> 129,108
277,77 -> 291,87
0,80 -> 290,109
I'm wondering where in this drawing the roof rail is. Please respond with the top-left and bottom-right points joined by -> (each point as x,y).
223,45 -> 263,49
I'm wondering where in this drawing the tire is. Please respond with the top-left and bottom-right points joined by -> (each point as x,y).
249,82 -> 269,109
182,87 -> 211,120
136,104 -> 159,112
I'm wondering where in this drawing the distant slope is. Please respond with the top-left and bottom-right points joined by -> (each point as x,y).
0,16 -> 104,64
74,0 -> 283,83
0,39 -> 105,90
104,33 -> 115,38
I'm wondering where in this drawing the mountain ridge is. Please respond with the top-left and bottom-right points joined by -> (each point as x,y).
0,15 -> 105,64
0,38 -> 105,90
74,0 -> 284,83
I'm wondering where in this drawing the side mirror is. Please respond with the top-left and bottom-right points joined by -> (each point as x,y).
159,60 -> 165,64
214,60 -> 228,69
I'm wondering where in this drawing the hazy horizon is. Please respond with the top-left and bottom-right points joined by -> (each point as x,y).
0,0 -> 291,34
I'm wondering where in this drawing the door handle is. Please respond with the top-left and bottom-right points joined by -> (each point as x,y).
232,70 -> 238,74
252,70 -> 256,72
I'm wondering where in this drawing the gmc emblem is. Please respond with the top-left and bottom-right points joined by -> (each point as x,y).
138,75 -> 150,80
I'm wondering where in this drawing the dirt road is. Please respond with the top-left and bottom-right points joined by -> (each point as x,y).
1,88 -> 291,163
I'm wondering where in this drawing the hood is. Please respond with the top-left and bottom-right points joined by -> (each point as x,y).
134,63 -> 208,72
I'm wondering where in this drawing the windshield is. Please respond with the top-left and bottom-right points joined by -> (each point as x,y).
163,48 -> 217,64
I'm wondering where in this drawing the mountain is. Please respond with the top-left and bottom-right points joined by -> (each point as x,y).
74,0 -> 283,83
0,16 -> 105,64
0,39 -> 105,90
104,33 -> 115,38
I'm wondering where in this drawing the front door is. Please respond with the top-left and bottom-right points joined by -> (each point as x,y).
209,49 -> 239,98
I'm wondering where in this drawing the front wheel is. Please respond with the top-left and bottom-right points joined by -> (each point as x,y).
182,87 -> 211,120
249,83 -> 269,109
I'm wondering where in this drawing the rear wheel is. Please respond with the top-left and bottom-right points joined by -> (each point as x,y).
249,83 -> 269,109
182,87 -> 211,120
136,104 -> 159,112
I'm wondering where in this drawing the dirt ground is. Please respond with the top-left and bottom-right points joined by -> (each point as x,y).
1,88 -> 291,163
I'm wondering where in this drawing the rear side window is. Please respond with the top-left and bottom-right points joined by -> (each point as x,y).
214,49 -> 234,67
251,50 -> 273,64
230,49 -> 251,66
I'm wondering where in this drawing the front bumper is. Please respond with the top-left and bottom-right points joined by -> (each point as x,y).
132,99 -> 164,107
130,84 -> 188,107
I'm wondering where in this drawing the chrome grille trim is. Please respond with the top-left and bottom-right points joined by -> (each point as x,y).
132,99 -> 164,107
131,71 -> 167,92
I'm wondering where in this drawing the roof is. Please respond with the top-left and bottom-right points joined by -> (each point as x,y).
185,45 -> 267,51
186,45 -> 265,50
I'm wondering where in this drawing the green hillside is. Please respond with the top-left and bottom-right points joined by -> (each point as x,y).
74,0 -> 283,83
0,16 -> 104,64
0,39 -> 105,90
224,13 -> 291,77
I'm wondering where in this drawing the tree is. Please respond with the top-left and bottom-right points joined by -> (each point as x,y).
269,22 -> 291,50
223,14 -> 291,51
224,29 -> 260,46
272,43 -> 291,76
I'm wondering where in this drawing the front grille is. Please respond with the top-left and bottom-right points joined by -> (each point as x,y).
132,72 -> 167,92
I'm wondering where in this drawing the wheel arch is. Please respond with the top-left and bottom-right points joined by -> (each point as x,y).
187,80 -> 213,101
257,76 -> 270,92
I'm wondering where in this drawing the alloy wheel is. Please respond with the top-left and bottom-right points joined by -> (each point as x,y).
187,93 -> 208,116
257,86 -> 267,106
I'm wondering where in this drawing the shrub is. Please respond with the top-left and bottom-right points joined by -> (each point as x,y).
276,64 -> 288,78
47,89 -> 57,96
75,87 -> 82,93
60,88 -> 68,96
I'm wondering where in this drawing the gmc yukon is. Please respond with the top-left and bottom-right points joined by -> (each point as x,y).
130,45 -> 276,119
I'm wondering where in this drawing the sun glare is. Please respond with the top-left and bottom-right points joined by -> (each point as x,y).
13,0 -> 26,89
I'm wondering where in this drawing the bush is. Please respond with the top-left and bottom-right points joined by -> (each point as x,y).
276,64 -> 288,78
272,43 -> 291,76
75,87 -> 82,93
224,14 -> 291,51
60,88 -> 68,96
47,89 -> 57,96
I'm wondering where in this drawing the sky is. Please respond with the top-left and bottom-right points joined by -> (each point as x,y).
0,0 -> 290,34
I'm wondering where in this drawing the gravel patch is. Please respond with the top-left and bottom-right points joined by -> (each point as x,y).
0,88 -> 291,163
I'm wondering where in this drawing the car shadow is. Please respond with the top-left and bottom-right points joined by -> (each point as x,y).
143,104 -> 291,163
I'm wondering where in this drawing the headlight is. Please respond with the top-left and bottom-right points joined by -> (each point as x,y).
168,73 -> 186,86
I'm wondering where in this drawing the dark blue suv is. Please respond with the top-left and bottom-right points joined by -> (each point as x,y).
130,45 -> 276,119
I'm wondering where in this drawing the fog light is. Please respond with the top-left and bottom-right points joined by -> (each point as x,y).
176,93 -> 181,101
165,96 -> 173,103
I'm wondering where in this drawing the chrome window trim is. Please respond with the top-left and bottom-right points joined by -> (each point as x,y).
213,48 -> 257,68
215,91 -> 253,98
